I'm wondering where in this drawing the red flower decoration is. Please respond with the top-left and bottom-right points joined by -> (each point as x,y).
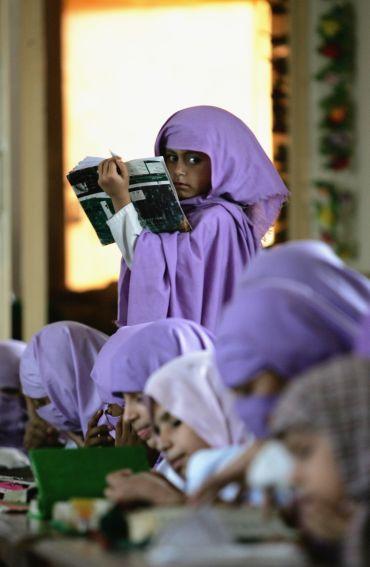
320,43 -> 341,58
328,106 -> 347,124
330,156 -> 350,170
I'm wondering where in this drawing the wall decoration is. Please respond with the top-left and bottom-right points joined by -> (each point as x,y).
314,0 -> 357,258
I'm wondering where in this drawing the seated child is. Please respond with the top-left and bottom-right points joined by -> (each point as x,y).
19,321 -> 110,449
98,105 -> 288,332
144,350 -> 248,498
272,355 -> 370,567
90,318 -> 214,504
191,241 -> 370,503
0,340 -> 27,450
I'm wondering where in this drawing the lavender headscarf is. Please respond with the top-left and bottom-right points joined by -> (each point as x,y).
20,322 -> 108,434
145,351 -> 248,448
216,242 -> 370,388
91,318 -> 214,397
355,311 -> 370,357
0,340 -> 27,449
117,106 -> 288,331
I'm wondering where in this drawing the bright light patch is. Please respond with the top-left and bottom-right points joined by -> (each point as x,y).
62,1 -> 272,290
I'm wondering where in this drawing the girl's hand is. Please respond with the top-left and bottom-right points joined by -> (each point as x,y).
98,157 -> 131,212
105,469 -> 185,506
115,417 -> 142,447
188,442 -> 263,506
84,409 -> 114,447
23,417 -> 62,450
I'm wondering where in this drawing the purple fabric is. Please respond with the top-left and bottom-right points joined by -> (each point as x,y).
91,318 -> 214,396
145,351 -> 248,448
0,340 -> 27,449
20,322 -> 108,434
238,240 -> 370,320
216,242 -> 370,390
117,106 -> 288,332
355,311 -> 370,357
91,323 -> 149,401
234,394 -> 279,439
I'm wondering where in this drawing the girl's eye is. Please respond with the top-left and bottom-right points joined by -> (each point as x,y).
188,155 -> 201,165
153,425 -> 160,435
294,444 -> 314,460
165,154 -> 177,163
171,418 -> 182,428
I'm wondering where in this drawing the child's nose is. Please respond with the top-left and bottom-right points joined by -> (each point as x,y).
157,432 -> 171,452
123,406 -> 136,422
174,160 -> 186,176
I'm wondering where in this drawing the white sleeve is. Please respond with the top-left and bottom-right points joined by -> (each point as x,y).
107,203 -> 143,269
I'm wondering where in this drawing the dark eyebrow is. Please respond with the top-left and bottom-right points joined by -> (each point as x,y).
158,411 -> 173,423
112,391 -> 124,398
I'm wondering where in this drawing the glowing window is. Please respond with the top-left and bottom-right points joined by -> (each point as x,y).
62,0 -> 272,291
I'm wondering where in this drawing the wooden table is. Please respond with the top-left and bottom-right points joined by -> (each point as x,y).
0,513 -> 309,567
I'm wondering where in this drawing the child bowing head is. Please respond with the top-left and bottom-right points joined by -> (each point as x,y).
272,356 -> 370,567
91,318 -> 214,453
145,350 -> 248,480
215,241 -> 370,439
187,242 -> 370,505
0,340 -> 27,450
100,105 -> 288,331
94,319 -> 215,506
20,321 -> 108,449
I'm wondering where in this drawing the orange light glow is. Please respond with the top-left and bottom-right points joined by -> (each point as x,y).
62,0 -> 272,291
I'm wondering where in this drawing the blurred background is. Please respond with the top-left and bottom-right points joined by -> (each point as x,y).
0,0 -> 369,340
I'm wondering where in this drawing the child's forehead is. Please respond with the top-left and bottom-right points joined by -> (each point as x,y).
164,147 -> 207,156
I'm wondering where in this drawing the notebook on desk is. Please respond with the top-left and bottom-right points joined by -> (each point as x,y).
29,446 -> 149,518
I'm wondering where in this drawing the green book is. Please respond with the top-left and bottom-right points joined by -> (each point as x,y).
29,446 -> 149,518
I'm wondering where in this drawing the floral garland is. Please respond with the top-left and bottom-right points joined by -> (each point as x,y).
316,0 -> 355,170
314,0 -> 357,258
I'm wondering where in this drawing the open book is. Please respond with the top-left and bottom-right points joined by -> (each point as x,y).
67,156 -> 191,245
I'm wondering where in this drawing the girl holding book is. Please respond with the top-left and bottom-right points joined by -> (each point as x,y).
98,105 -> 288,332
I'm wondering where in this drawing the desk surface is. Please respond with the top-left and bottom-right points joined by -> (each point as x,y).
0,513 -> 309,567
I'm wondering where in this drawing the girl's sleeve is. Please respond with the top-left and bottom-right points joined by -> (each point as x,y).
107,203 -> 143,269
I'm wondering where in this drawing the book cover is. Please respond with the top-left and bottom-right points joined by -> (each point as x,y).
67,156 -> 191,246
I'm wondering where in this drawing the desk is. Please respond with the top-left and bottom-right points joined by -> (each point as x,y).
0,514 -> 309,567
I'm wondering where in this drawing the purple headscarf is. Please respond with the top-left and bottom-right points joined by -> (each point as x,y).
216,242 -> 370,437
0,340 -> 27,449
91,318 -> 214,396
117,106 -> 288,332
20,322 -> 108,435
237,240 -> 370,320
216,242 -> 370,388
145,351 -> 248,448
355,311 -> 370,357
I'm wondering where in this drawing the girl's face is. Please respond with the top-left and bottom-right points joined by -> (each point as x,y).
285,430 -> 351,541
163,148 -> 211,200
153,402 -> 209,478
122,392 -> 156,448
